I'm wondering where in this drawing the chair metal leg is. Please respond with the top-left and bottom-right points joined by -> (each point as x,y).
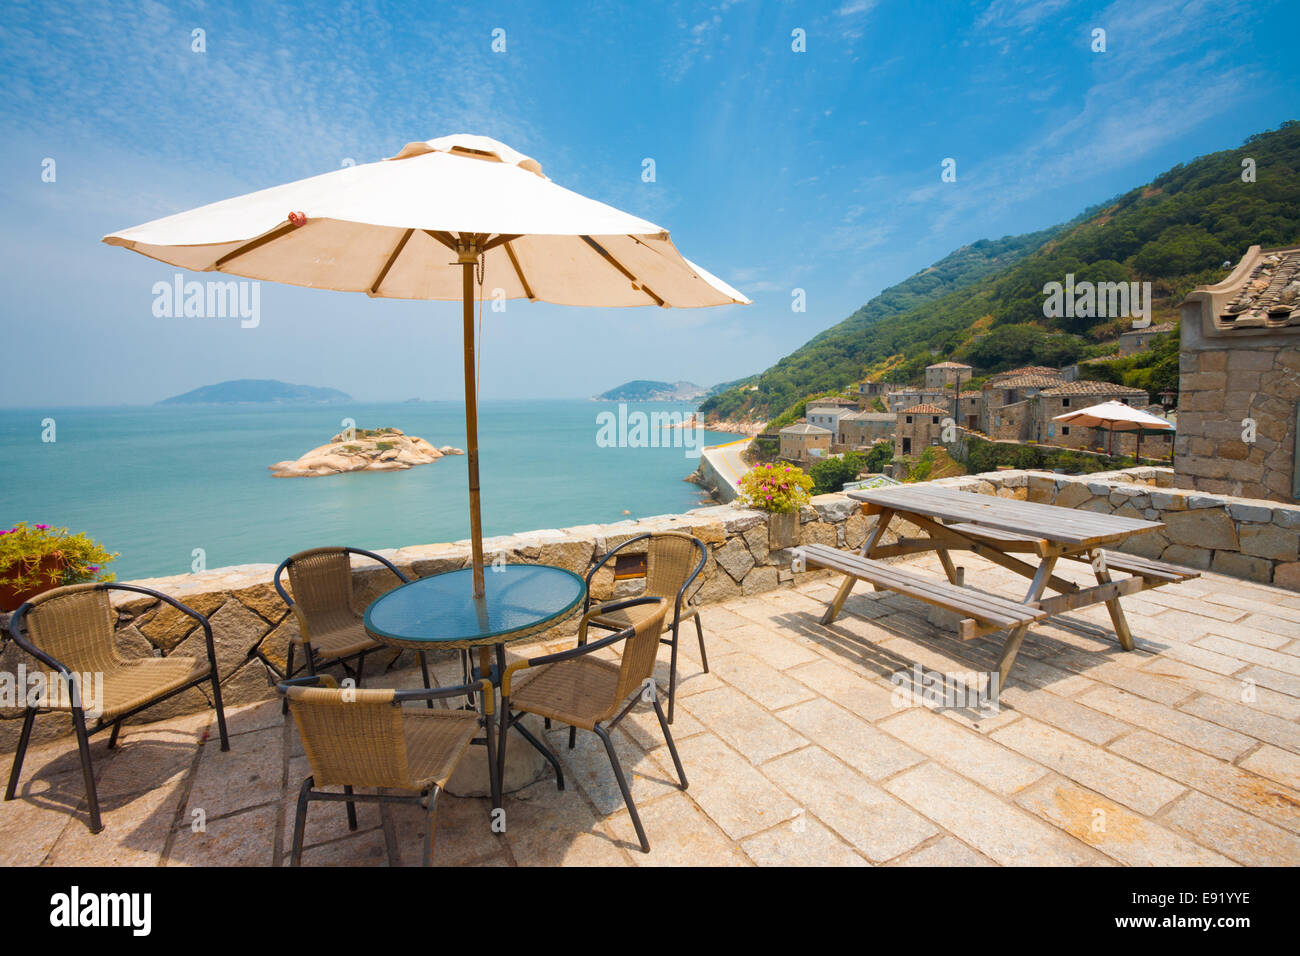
667,621 -> 681,724
495,709 -> 510,811
594,725 -> 648,853
72,706 -> 102,834
282,644 -> 296,715
422,786 -> 441,867
694,614 -> 709,673
568,726 -> 576,750
208,665 -> 230,751
343,784 -> 358,830
107,719 -> 123,750
513,719 -> 565,791
653,694 -> 688,790
5,708 -> 36,801
418,652 -> 433,709
290,777 -> 313,866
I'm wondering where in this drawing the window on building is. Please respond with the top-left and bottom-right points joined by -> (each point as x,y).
905,415 -> 913,424
1062,398 -> 1071,408
1061,426 -> 1070,436
932,416 -> 940,424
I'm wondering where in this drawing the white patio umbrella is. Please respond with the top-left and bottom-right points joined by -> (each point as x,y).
104,134 -> 749,596
1053,399 -> 1174,459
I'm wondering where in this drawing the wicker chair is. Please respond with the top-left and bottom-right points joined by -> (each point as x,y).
4,583 -> 230,834
498,596 -> 687,853
250,547 -> 434,711
582,532 -> 707,724
280,674 -> 490,866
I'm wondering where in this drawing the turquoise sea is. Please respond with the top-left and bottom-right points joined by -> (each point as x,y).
0,401 -> 738,581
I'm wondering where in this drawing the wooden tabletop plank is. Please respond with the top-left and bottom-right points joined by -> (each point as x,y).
848,484 -> 1162,547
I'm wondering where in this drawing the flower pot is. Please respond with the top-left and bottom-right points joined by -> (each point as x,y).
0,553 -> 65,612
768,511 -> 799,550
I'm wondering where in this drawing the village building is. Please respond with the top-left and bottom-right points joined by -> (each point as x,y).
885,386 -> 949,413
1175,244 -> 1300,501
894,403 -> 947,458
805,405 -> 850,436
923,361 -> 973,390
979,371 -> 1064,437
1035,381 -> 1154,454
1118,321 -> 1177,355
835,410 -> 895,451
779,422 -> 832,462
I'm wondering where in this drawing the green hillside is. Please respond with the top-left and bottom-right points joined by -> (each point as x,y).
702,121 -> 1300,423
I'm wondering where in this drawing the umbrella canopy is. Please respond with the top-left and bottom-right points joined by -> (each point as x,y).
104,134 -> 749,596
1052,400 -> 1174,431
1052,399 -> 1174,458
103,133 -> 749,308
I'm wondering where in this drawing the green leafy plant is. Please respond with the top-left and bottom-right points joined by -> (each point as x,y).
811,451 -> 868,494
0,523 -> 118,591
738,463 -> 814,514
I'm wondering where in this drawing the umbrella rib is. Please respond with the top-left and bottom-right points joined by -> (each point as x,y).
212,222 -> 298,270
580,235 -> 664,306
503,241 -> 535,301
369,228 -> 414,296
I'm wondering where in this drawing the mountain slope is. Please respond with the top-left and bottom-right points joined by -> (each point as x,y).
159,379 -> 352,405
703,120 -> 1300,422
594,380 -> 707,401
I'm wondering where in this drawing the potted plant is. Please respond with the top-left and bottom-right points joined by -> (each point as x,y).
0,523 -> 118,612
738,463 -> 815,549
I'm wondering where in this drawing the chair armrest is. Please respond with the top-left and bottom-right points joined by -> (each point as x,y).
503,597 -> 665,695
6,603 -> 74,679
394,678 -> 495,715
105,583 -> 218,674
345,547 -> 411,585
583,534 -> 651,612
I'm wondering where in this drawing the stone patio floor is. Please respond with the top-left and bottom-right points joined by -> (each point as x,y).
2,551 -> 1298,866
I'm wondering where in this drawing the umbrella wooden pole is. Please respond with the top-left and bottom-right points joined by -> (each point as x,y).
462,259 -> 486,598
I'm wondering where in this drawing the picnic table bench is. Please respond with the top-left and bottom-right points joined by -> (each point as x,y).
798,484 -> 1199,701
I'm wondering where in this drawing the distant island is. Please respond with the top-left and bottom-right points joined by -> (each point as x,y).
270,427 -> 464,478
594,380 -> 709,402
159,379 -> 352,405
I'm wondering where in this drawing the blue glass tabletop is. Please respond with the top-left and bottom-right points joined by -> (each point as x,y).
363,564 -> 586,647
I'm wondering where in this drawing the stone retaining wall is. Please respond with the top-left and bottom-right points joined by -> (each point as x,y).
5,465 -> 1296,751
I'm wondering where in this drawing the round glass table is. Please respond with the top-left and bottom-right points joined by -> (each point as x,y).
363,564 -> 587,807
365,564 -> 586,649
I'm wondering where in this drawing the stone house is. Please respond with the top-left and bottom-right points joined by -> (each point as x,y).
835,411 -> 895,451
805,406 -> 846,436
980,371 -> 1064,436
779,422 -> 832,462
923,361 -> 972,390
1119,321 -> 1177,355
1176,244 -> 1300,501
894,403 -> 947,458
886,386 -> 949,413
1035,381 -> 1153,454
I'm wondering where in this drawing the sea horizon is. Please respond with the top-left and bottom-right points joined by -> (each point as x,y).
0,400 -> 739,582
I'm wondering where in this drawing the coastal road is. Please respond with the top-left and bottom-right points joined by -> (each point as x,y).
700,438 -> 751,501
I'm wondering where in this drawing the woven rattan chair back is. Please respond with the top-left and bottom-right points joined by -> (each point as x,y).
21,584 -> 123,677
644,532 -> 701,603
285,685 -> 411,789
612,598 -> 670,705
286,549 -> 359,637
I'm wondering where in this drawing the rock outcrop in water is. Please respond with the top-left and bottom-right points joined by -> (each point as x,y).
269,427 -> 464,478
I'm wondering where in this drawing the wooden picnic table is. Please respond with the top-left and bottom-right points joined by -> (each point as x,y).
799,483 -> 1199,700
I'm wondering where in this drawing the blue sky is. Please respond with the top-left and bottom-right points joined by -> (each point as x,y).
0,0 -> 1294,406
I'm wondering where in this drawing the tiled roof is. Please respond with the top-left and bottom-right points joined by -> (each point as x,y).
900,404 -> 948,415
989,366 -> 1062,381
1039,381 -> 1148,397
780,422 -> 831,435
984,374 -> 1062,389
839,411 -> 894,422
926,361 -> 971,369
1214,247 -> 1300,329
806,406 -> 844,415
